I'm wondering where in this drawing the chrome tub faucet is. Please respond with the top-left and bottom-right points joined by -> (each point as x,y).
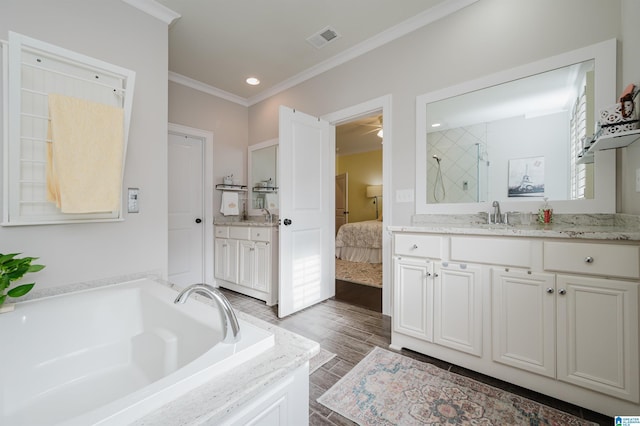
174,283 -> 241,344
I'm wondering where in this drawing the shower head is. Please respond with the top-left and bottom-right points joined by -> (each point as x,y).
432,155 -> 441,164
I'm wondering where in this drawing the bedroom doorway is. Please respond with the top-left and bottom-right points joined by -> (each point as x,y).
333,111 -> 384,312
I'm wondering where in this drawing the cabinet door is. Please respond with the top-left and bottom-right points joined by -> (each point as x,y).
238,240 -> 255,288
492,269 -> 556,377
434,263 -> 482,356
215,238 -> 238,284
393,257 -> 433,341
556,274 -> 639,402
253,242 -> 271,292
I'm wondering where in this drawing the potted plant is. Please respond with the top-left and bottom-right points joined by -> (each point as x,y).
0,253 -> 45,311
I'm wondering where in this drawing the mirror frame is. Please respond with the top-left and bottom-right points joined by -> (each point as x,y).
416,39 -> 617,215
248,138 -> 279,216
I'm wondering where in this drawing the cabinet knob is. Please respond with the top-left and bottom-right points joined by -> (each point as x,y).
426,272 -> 431,277
584,256 -> 594,263
558,288 -> 567,295
433,273 -> 439,278
411,244 -> 418,249
546,287 -> 554,294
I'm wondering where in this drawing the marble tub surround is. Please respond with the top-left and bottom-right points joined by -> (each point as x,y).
404,213 -> 640,240
134,311 -> 318,425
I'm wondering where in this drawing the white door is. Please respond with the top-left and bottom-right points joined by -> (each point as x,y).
168,133 -> 204,286
278,106 -> 335,318
335,173 -> 348,235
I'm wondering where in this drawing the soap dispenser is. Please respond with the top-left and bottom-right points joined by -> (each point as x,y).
538,197 -> 553,224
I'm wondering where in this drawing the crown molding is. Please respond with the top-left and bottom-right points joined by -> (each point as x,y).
169,72 -> 249,106
121,0 -> 181,26
169,0 -> 478,106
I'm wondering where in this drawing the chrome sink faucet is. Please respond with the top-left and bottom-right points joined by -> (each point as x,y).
263,208 -> 273,223
491,200 -> 504,224
174,283 -> 241,344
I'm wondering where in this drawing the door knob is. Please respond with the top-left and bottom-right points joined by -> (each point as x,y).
195,218 -> 202,224
283,218 -> 292,226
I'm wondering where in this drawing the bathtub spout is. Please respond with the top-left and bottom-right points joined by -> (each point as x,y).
174,284 -> 241,344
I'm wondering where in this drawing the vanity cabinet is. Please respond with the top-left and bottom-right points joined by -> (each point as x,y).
214,225 -> 278,305
491,269 -> 556,377
391,229 -> 640,415
393,256 -> 433,341
434,262 -> 482,356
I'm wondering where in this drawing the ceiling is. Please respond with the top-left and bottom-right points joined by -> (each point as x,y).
154,0 -> 455,103
336,114 -> 383,156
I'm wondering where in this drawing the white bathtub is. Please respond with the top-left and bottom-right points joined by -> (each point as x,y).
0,278 -> 274,426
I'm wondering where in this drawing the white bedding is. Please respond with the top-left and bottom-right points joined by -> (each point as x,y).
335,220 -> 383,263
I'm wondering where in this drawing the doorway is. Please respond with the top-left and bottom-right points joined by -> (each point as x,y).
324,95 -> 392,315
167,123 -> 214,286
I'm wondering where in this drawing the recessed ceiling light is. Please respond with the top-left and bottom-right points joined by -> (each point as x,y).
431,123 -> 441,128
246,77 -> 260,86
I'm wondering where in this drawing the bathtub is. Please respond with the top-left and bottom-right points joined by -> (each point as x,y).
0,278 -> 274,425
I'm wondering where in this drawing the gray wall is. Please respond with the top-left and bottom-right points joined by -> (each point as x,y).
168,82 -> 248,214
0,0 -> 169,289
247,0 -> 636,224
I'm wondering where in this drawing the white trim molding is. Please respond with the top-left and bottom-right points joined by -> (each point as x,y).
121,0 -> 181,26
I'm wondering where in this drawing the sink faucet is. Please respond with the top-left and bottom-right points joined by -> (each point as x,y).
174,283 -> 241,344
492,200 -> 504,224
263,208 -> 272,223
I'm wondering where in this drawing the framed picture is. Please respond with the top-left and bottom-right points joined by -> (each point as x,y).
508,156 -> 544,197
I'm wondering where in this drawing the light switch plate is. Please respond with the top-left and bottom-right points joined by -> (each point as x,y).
396,189 -> 414,203
128,188 -> 140,213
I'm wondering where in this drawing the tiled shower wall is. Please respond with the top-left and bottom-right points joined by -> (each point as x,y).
427,124 -> 488,204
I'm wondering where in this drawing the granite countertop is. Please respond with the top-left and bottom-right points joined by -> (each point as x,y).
394,213 -> 640,241
214,217 -> 277,227
134,286 -> 318,426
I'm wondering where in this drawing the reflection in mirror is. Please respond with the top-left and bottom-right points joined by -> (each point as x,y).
426,60 -> 594,204
248,139 -> 278,214
416,39 -> 616,215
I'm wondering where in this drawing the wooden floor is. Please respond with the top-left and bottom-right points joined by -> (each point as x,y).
334,279 -> 382,312
219,288 -> 613,426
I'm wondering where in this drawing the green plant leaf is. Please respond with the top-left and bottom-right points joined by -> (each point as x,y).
0,253 -> 19,265
0,294 -> 6,306
8,283 -> 34,298
28,264 -> 45,273
0,275 -> 9,291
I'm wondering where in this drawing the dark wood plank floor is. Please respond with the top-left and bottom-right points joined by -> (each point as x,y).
219,289 -> 613,426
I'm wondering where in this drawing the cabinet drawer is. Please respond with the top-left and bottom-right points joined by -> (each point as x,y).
215,226 -> 229,238
450,237 -> 533,267
229,226 -> 251,240
544,241 -> 640,279
394,233 -> 442,259
251,227 -> 271,242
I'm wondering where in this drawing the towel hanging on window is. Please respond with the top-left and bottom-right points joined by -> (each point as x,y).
46,93 -> 124,213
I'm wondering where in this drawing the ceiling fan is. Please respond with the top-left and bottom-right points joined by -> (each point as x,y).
360,115 -> 383,138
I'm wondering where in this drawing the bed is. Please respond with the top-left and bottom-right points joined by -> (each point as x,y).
335,220 -> 383,263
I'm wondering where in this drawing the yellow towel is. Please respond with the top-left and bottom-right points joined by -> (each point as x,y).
46,94 -> 124,213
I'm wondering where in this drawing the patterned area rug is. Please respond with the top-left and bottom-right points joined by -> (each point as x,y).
318,347 -> 596,426
335,258 -> 382,288
309,348 -> 336,374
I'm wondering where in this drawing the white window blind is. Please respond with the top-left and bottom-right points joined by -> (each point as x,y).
569,80 -> 587,200
2,32 -> 135,225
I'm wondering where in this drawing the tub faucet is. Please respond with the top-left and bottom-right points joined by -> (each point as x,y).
492,200 -> 504,224
174,283 -> 241,344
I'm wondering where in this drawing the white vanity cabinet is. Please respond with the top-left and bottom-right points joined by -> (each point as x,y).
391,228 -> 640,416
214,225 -> 279,305
434,262 -> 482,356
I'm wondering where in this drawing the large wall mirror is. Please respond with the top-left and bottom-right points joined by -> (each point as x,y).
248,138 -> 278,215
416,39 -> 617,215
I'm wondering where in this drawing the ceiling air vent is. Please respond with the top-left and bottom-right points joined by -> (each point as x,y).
306,26 -> 341,49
